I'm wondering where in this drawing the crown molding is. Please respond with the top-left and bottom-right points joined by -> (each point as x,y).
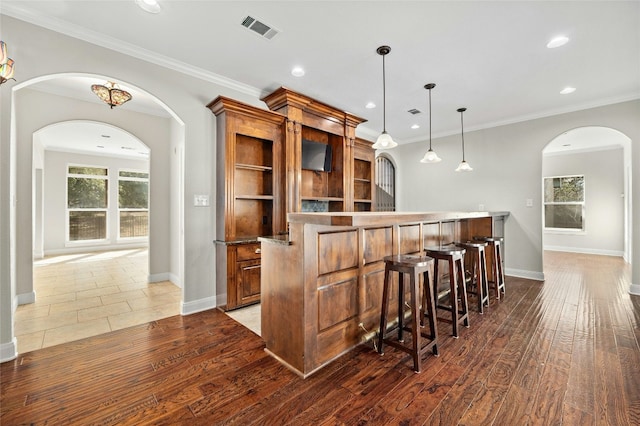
1,5 -> 262,98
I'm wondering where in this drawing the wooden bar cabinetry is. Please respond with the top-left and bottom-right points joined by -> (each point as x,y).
208,89 -> 375,310
260,211 -> 509,377
207,96 -> 286,310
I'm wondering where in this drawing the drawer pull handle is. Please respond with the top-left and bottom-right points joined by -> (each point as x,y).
255,248 -> 261,254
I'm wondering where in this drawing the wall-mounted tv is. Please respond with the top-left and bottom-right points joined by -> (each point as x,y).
301,139 -> 332,172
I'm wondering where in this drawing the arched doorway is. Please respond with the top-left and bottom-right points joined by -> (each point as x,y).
542,126 -> 632,262
10,73 -> 186,353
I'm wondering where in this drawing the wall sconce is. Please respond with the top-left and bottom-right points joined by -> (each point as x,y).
0,41 -> 16,85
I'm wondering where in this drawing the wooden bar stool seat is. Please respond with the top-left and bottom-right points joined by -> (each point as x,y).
474,236 -> 505,299
378,254 -> 439,373
424,245 -> 470,338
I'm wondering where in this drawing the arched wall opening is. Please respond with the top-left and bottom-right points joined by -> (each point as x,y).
9,72 -> 186,353
541,126 -> 632,265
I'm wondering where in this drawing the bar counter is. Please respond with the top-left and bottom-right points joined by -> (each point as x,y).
259,211 -> 509,377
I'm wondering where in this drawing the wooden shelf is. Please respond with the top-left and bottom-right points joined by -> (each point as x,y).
236,163 -> 273,172
235,195 -> 274,200
301,196 -> 344,202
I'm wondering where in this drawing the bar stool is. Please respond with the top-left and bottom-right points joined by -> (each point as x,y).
455,241 -> 490,314
424,245 -> 470,338
474,236 -> 505,299
378,254 -> 439,373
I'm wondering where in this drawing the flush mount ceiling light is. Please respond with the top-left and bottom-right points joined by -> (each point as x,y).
365,102 -> 376,109
420,83 -> 442,164
0,41 -> 16,85
291,66 -> 305,77
560,86 -> 576,94
455,107 -> 473,172
135,0 -> 161,13
372,45 -> 397,150
91,81 -> 132,109
547,36 -> 569,49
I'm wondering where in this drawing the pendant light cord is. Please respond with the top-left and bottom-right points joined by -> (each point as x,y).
428,87 -> 432,149
460,109 -> 466,160
382,53 -> 387,133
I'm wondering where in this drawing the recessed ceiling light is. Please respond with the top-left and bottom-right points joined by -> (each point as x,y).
96,145 -> 105,149
365,102 -> 376,109
547,36 -> 569,49
101,134 -> 111,138
560,87 -> 576,95
135,0 -> 161,14
411,124 -> 420,129
291,66 -> 305,77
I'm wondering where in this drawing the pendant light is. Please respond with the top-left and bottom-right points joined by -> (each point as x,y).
420,83 -> 441,163
372,45 -> 397,150
455,107 -> 473,172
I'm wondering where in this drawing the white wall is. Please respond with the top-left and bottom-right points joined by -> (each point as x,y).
43,150 -> 150,253
385,100 -> 639,282
543,148 -> 624,256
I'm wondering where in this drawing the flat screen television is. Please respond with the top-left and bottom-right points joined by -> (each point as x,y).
301,139 -> 332,172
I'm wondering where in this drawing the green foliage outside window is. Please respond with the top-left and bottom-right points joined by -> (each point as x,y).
544,175 -> 585,230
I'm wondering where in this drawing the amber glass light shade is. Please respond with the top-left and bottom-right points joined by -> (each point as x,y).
0,41 -> 15,84
91,81 -> 132,109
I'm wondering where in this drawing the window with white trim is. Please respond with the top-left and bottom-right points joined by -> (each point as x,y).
543,175 -> 585,231
67,165 -> 109,241
118,170 -> 149,239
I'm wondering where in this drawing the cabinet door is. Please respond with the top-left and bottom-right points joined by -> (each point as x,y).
236,258 -> 261,306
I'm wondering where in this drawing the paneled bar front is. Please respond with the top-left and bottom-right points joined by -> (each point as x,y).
260,210 -> 509,377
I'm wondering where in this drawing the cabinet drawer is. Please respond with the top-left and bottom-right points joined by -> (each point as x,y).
236,243 -> 262,261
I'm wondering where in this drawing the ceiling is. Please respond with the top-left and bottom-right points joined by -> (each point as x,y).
2,1 -> 639,146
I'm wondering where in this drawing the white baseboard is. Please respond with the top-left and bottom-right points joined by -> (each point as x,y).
0,338 -> 18,363
168,273 -> 182,288
16,291 -> 36,306
629,284 -> 640,296
181,296 -> 216,315
543,246 -> 624,257
148,272 -> 170,283
505,268 -> 545,281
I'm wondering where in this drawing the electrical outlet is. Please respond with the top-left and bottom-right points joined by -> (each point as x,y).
526,198 -> 533,207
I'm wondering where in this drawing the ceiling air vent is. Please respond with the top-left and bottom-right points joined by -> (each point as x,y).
408,108 -> 422,115
241,15 -> 279,40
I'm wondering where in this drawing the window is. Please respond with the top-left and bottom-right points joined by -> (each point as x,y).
375,156 -> 396,212
544,175 -> 585,230
67,166 -> 108,241
118,170 -> 149,238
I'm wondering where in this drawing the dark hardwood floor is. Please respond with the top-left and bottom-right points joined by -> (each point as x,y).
2,251 -> 639,425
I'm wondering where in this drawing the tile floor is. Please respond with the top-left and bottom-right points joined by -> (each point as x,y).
225,303 -> 261,336
15,248 -> 182,354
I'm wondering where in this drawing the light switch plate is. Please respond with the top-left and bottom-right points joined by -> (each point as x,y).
194,194 -> 210,207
